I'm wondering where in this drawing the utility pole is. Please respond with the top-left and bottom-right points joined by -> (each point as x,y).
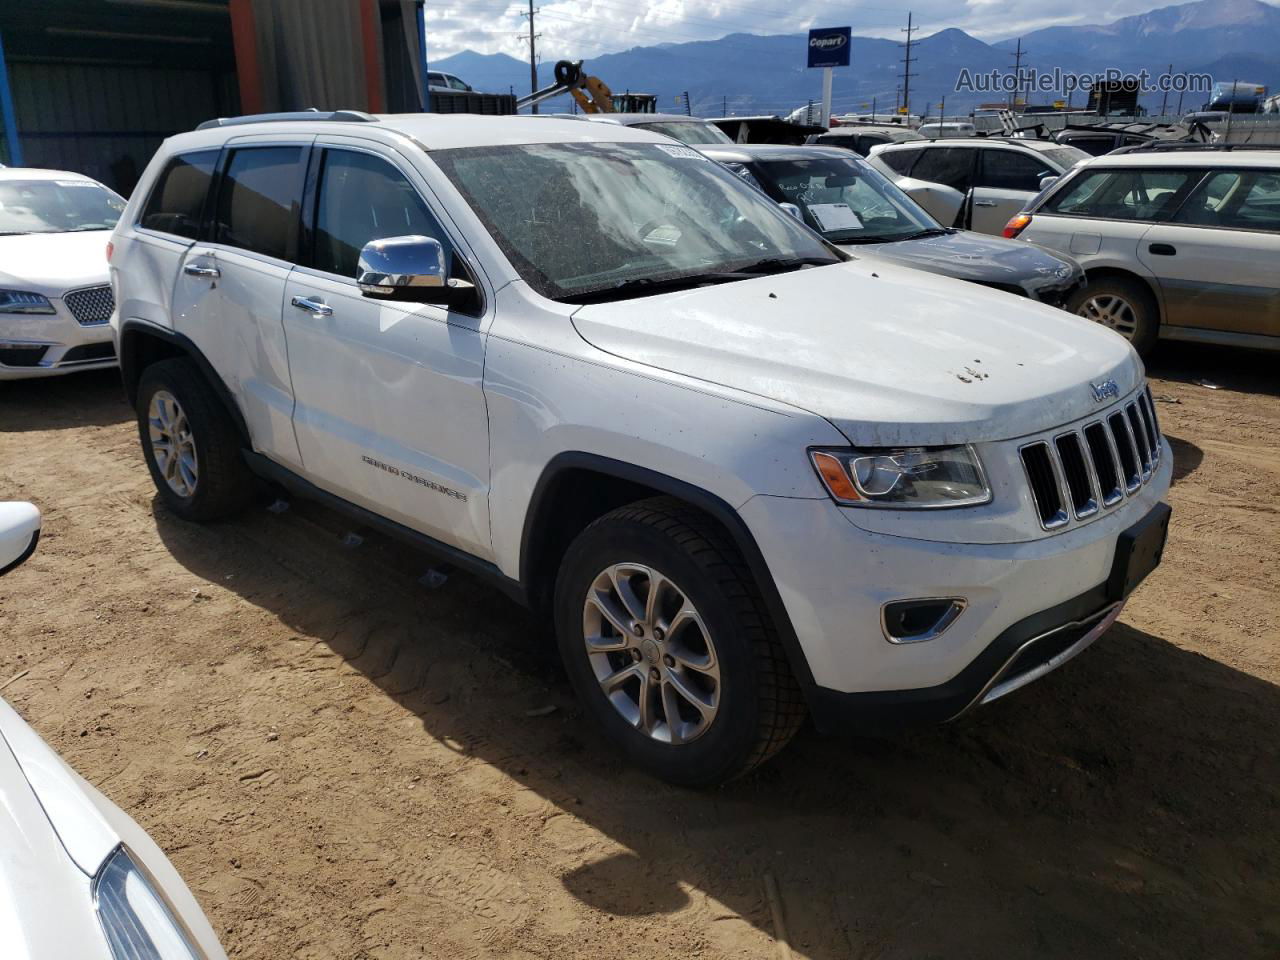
722,95 -> 726,117
1159,62 -> 1172,117
682,90 -> 692,116
521,0 -> 540,113
899,12 -> 917,119
1009,38 -> 1025,109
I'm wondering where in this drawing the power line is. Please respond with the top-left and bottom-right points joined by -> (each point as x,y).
519,0 -> 541,112
1009,38 -> 1025,108
899,12 -> 917,117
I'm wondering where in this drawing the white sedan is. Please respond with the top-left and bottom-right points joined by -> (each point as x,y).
0,502 -> 227,959
0,169 -> 124,380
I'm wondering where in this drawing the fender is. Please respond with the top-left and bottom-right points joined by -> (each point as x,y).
520,452 -> 818,693
117,319 -> 251,447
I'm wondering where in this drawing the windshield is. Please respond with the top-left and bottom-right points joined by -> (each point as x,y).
1041,146 -> 1091,171
432,141 -> 841,302
633,121 -> 734,145
0,178 -> 125,235
752,155 -> 939,243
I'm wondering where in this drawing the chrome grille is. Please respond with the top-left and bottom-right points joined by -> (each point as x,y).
1020,388 -> 1164,531
64,284 -> 114,325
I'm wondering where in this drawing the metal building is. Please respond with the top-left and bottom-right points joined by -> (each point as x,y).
0,0 -> 428,194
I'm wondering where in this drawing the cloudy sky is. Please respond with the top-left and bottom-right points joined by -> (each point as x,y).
425,0 -> 1215,61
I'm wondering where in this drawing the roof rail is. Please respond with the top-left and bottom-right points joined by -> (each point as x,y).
1112,141 -> 1280,155
195,109 -> 378,131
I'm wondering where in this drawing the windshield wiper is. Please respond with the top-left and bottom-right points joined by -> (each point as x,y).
729,256 -> 836,274
559,271 -> 746,304
892,228 -> 954,242
0,231 -> 31,236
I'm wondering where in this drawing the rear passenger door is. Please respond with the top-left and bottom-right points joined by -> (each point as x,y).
172,136 -> 310,467
1139,168 -> 1280,338
898,145 -> 976,226
281,139 -> 493,558
971,147 -> 1057,234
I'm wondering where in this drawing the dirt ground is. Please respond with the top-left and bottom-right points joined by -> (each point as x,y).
1,341 -> 1277,960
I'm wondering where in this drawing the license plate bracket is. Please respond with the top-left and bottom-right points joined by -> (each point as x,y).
1108,502 -> 1171,601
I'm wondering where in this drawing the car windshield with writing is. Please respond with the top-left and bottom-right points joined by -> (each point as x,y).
432,141 -> 841,303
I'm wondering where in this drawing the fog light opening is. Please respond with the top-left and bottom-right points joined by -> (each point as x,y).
882,598 -> 967,644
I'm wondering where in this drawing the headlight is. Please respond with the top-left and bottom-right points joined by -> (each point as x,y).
809,445 -> 991,508
94,846 -> 204,960
0,290 -> 56,314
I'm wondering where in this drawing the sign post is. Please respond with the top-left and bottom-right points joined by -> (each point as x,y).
807,26 -> 850,128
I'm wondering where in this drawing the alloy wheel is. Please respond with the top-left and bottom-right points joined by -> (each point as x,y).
148,390 -> 199,498
1078,293 -> 1138,339
582,563 -> 721,745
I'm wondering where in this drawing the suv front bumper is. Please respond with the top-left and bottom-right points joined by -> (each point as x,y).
739,446 -> 1171,732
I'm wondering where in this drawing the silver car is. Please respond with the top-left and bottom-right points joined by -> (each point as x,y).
1010,149 -> 1280,355
868,137 -> 1091,235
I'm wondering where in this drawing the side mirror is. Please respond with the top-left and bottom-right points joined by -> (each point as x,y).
778,202 -> 803,220
1039,175 -> 1060,192
0,502 -> 41,576
356,235 -> 476,308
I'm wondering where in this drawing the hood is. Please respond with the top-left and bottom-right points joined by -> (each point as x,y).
0,231 -> 112,295
848,230 -> 1081,292
0,701 -> 113,960
571,259 -> 1139,446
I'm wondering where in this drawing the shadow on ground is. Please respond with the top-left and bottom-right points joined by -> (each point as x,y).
1146,340 -> 1279,398
0,369 -> 130,432
151,493 -> 1280,960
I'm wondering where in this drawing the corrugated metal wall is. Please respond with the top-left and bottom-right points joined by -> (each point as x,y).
10,62 -> 236,196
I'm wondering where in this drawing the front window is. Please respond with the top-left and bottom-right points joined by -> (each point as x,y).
753,155 -> 940,243
0,178 -> 125,235
633,121 -> 734,145
432,141 -> 840,302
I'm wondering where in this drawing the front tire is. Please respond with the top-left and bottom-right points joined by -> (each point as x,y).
554,497 -> 806,785
136,357 -> 255,521
1067,276 -> 1159,357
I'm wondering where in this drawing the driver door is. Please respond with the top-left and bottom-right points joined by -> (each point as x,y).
282,140 -> 493,558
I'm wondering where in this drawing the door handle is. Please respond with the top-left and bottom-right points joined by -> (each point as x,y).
1148,242 -> 1177,256
183,262 -> 220,278
291,295 -> 333,317
973,200 -> 998,207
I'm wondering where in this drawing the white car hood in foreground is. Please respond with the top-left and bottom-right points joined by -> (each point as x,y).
0,697 -> 227,960
0,231 -> 112,295
571,259 -> 1139,446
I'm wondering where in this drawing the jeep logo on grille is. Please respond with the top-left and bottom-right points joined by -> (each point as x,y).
1090,379 -> 1120,403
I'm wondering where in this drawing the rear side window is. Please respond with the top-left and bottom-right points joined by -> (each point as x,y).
214,146 -> 305,260
1045,168 -> 1199,221
977,149 -> 1057,192
139,150 -> 218,239
909,147 -> 975,191
311,149 -> 450,278
878,147 -> 918,175
1174,170 -> 1280,232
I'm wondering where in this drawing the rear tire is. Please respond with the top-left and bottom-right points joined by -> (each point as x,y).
136,357 -> 255,521
554,496 -> 806,786
1067,275 -> 1159,357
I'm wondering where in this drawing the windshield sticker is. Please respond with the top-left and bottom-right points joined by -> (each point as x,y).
808,203 -> 863,232
655,144 -> 706,160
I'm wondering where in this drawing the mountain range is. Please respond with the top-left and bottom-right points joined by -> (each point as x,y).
433,0 -> 1280,117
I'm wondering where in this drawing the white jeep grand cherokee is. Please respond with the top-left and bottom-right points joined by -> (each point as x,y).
109,113 -> 1172,785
